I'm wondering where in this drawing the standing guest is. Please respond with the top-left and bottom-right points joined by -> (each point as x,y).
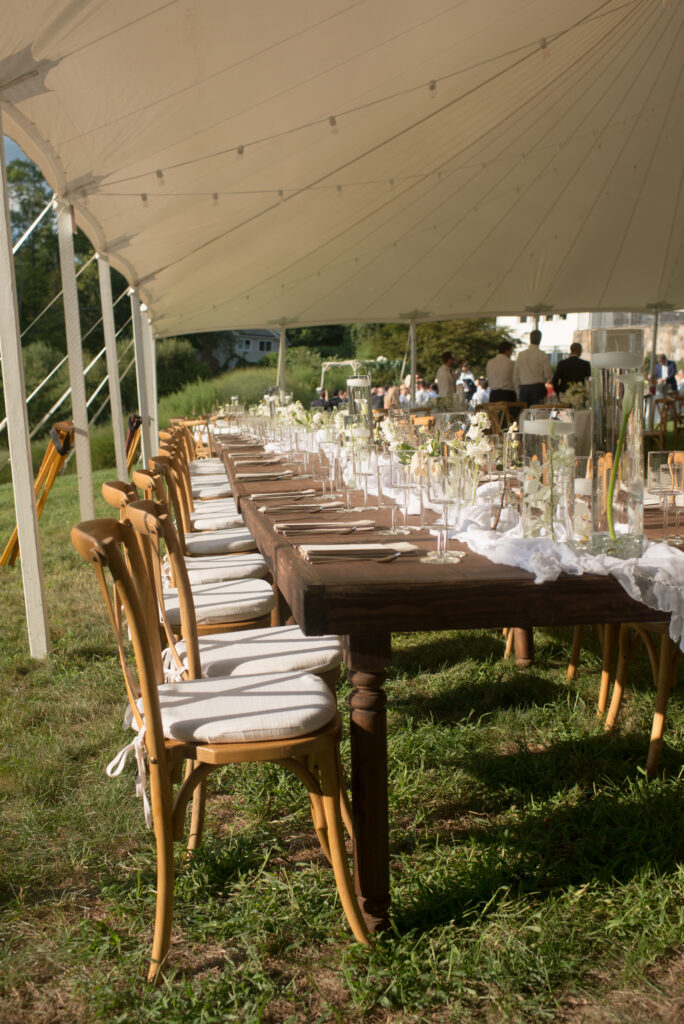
485,340 -> 516,402
399,386 -> 411,407
656,353 -> 678,393
457,360 -> 476,401
436,351 -> 456,397
677,369 -> 684,395
513,329 -> 552,407
552,342 -> 591,395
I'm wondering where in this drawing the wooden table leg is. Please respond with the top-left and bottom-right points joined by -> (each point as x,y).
513,626 -> 534,668
343,633 -> 392,933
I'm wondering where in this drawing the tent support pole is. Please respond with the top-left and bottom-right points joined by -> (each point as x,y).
96,255 -> 127,479
56,200 -> 94,519
276,326 -> 286,401
130,290 -> 153,466
647,310 -> 660,431
0,110 -> 50,657
409,320 -> 417,406
143,315 -> 158,455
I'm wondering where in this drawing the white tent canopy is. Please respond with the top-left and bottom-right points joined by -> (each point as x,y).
3,0 -> 684,336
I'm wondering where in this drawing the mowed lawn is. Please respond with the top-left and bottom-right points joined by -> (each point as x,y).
0,468 -> 683,1023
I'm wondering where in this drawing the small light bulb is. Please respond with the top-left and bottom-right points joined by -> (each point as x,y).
329,115 -> 338,134
141,193 -> 149,207
428,80 -> 437,98
212,192 -> 219,206
156,169 -> 165,185
337,184 -> 342,195
278,189 -> 284,201
237,144 -> 244,157
540,37 -> 549,57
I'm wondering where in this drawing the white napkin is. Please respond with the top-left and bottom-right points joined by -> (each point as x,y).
236,470 -> 294,481
233,457 -> 283,466
275,520 -> 374,535
298,541 -> 419,562
250,489 -> 315,500
258,501 -> 344,513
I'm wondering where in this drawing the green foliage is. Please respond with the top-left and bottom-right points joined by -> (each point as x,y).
352,319 -> 515,382
155,337 -> 209,397
288,324 -> 354,358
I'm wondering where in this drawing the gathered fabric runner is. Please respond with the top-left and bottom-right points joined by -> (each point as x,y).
449,495 -> 684,652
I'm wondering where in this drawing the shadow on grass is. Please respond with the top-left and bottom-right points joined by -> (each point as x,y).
390,631 -> 507,673
392,754 -> 684,933
389,671 -> 564,724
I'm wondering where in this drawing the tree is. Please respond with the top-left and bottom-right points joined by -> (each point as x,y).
351,319 -> 515,382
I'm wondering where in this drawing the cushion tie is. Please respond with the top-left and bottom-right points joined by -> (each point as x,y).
106,726 -> 152,829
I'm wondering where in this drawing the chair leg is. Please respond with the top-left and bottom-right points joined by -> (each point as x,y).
302,754 -> 333,865
186,761 -> 206,855
336,748 -> 354,837
148,772 -> 175,983
567,625 -> 583,682
646,635 -> 679,777
597,622 -> 618,715
605,624 -> 632,731
504,628 -> 514,660
317,744 -> 369,945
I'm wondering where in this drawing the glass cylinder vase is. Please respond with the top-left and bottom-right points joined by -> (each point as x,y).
521,410 -> 575,541
589,329 -> 644,558
346,376 -> 373,441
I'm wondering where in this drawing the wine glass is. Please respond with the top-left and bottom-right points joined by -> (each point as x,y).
647,450 -> 681,544
421,452 -> 466,563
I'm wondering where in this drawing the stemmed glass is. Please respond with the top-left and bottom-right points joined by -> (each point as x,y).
421,450 -> 466,563
379,453 -> 414,535
647,450 -> 684,545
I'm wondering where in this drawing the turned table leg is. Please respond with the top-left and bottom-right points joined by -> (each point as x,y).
343,633 -> 392,933
513,626 -> 534,668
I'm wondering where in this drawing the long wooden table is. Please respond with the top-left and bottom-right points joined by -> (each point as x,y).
219,443 -> 669,932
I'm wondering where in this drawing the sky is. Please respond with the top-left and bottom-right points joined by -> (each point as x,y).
4,137 -> 27,163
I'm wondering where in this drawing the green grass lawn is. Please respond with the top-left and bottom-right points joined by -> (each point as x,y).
0,469 -> 683,1023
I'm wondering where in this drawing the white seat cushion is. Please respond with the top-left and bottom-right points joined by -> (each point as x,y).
190,497 -> 238,514
137,670 -> 336,743
169,625 -> 342,678
192,481 -> 233,499
163,578 -> 275,626
185,528 -> 256,555
189,459 -> 225,474
182,553 -> 268,584
190,512 -> 244,531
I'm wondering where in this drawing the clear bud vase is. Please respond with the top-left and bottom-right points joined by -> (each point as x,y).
522,409 -> 575,540
589,329 -> 644,557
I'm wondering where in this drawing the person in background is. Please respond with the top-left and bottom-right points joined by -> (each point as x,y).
457,360 -> 476,402
370,386 -> 386,411
415,379 -> 433,405
311,388 -> 327,409
399,385 -> 411,407
384,385 -> 401,410
327,388 -> 341,410
513,329 -> 552,407
656,353 -> 678,393
473,378 -> 490,405
676,369 -> 684,395
485,340 -> 516,402
552,342 -> 591,395
436,350 -> 456,397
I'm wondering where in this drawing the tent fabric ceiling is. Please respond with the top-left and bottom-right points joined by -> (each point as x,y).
1,0 -> 683,335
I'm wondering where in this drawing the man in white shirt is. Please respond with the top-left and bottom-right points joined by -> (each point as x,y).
415,379 -> 433,405
513,329 -> 552,406
485,340 -> 516,402
435,351 -> 456,397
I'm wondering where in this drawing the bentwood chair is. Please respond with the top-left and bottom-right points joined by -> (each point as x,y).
71,518 -> 368,981
124,498 -> 343,692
